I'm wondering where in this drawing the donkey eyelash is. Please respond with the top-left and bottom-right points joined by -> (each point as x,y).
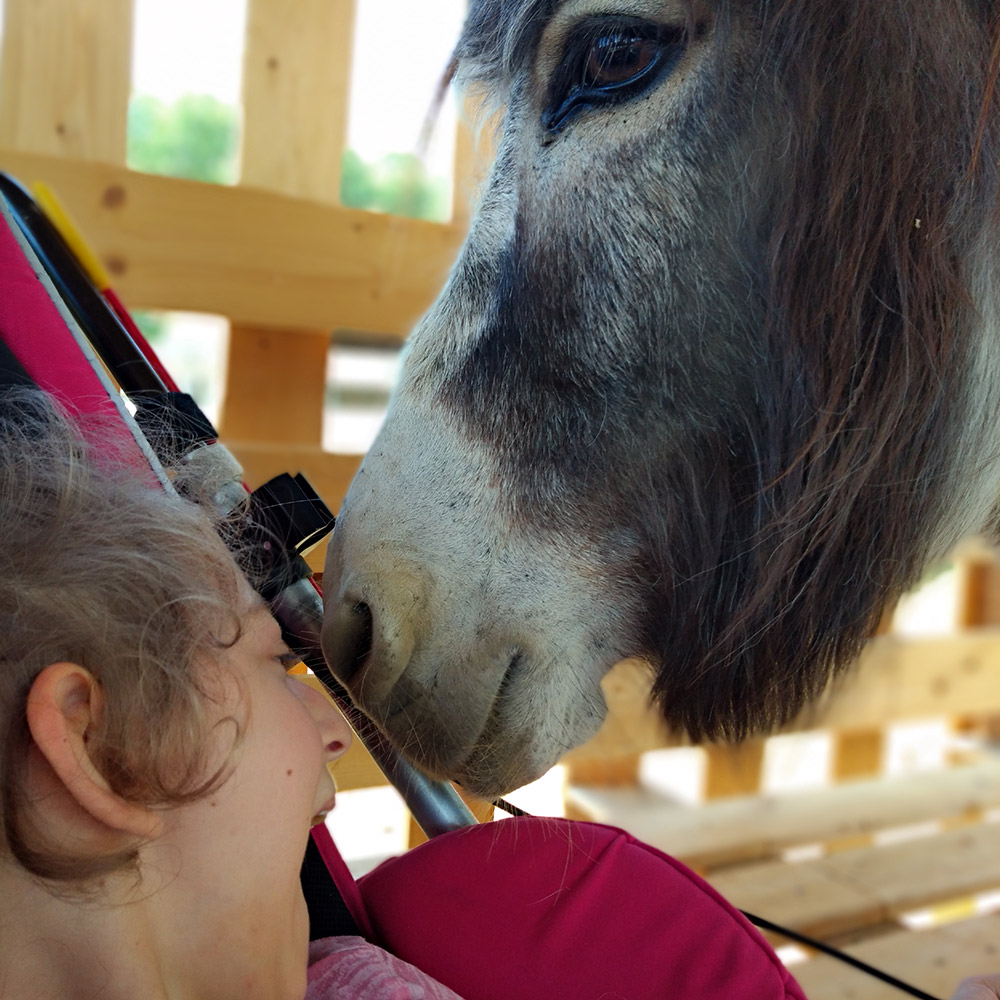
542,17 -> 688,133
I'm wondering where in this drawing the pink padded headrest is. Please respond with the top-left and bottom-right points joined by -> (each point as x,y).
351,816 -> 805,1000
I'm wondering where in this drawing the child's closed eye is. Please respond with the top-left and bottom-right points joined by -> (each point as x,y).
276,650 -> 303,672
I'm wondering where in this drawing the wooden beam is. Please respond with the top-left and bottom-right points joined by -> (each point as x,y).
0,0 -> 132,163
710,823 -> 1000,941
0,149 -> 464,336
792,912 -> 1000,1000
566,630 -> 1000,766
565,753 -> 642,787
566,758 -> 1000,870
801,629 -> 1000,730
709,857 -> 882,942
241,0 -> 357,203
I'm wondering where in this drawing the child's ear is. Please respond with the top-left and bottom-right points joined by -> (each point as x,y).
25,663 -> 162,842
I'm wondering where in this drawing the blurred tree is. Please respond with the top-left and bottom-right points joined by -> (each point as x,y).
341,150 -> 450,222
127,94 -> 241,184
132,309 -> 167,345
126,94 -> 449,220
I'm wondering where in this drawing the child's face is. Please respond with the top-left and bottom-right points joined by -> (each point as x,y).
149,596 -> 352,995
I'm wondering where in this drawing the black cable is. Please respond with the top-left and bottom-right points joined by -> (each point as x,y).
491,797 -> 531,818
742,911 -> 944,1000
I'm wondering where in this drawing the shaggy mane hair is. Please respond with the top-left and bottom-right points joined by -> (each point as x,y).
648,0 -> 1000,739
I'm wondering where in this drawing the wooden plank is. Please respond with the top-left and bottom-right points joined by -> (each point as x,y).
0,149 -> 464,336
562,658 -> 674,765
0,0 -> 132,162
218,325 -> 329,447
822,823 -> 1000,920
565,753 -> 641,787
791,912 -> 1000,1000
956,543 -> 1000,627
710,858 -> 883,941
710,823 -> 1000,941
566,759 -> 1000,870
241,0 -> 357,203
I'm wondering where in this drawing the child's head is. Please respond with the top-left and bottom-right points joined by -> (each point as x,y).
0,388 -> 348,888
0,387 -> 352,997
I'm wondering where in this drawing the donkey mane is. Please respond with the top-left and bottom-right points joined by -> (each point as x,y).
644,0 -> 1000,739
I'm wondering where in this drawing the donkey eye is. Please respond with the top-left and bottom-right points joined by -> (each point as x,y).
585,33 -> 659,87
542,18 -> 687,133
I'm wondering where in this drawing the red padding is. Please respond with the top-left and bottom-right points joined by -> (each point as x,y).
0,208 -> 143,464
358,816 -> 806,1000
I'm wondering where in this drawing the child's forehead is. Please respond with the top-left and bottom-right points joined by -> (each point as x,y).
241,595 -> 281,640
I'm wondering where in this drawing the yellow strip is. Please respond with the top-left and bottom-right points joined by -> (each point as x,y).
30,180 -> 112,291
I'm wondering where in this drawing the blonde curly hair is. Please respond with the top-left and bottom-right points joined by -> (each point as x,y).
0,388 -> 247,883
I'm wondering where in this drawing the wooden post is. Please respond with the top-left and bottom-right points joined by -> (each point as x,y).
955,546 -> 1000,742
241,0 -> 357,203
703,740 -> 766,799
451,95 -> 494,231
827,604 -> 893,783
0,0 -> 133,163
219,327 -> 328,447
956,547 -> 1000,628
222,0 -> 361,450
831,728 -> 884,782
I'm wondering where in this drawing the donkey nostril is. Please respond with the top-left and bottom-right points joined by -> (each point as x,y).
323,598 -> 373,686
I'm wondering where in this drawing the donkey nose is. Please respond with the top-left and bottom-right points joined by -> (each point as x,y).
321,561 -> 428,704
322,597 -> 374,686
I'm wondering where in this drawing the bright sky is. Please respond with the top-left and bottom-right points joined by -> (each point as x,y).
130,0 -> 466,171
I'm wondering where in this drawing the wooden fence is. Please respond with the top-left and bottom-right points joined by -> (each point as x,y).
0,0 -> 476,520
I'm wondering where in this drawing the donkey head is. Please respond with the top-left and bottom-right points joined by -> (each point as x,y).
323,0 -> 1000,797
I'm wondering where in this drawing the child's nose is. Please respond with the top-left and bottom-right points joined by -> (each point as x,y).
298,679 -> 353,761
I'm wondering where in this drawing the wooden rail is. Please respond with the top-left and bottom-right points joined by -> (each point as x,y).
0,147 -> 465,334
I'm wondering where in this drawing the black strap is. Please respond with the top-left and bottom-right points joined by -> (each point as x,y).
300,834 -> 363,941
0,338 -> 35,389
